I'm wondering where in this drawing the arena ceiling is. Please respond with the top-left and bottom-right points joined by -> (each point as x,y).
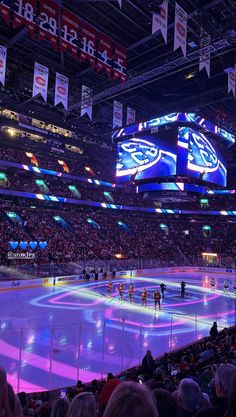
0,0 -> 235,140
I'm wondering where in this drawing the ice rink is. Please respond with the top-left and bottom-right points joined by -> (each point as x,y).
0,271 -> 235,393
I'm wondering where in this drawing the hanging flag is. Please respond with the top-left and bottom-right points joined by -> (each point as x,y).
54,73 -> 69,110
81,85 -> 93,120
0,0 -> 10,24
118,0 -> 122,8
152,0 -> 168,44
60,8 -> 79,58
38,0 -> 59,50
228,66 -> 236,99
14,0 -> 37,38
174,2 -> 187,58
199,28 -> 211,78
80,21 -> 97,68
0,45 -> 7,86
127,107 -> 136,125
113,43 -> 126,82
97,32 -> 113,78
32,62 -> 49,102
113,101 -> 123,128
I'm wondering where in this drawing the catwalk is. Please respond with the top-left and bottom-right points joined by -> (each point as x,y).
0,271 -> 235,393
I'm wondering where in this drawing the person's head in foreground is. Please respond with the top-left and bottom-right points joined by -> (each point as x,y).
177,378 -> 209,413
0,367 -> 7,417
103,381 -> 159,417
66,392 -> 96,417
214,363 -> 236,398
51,397 -> 70,417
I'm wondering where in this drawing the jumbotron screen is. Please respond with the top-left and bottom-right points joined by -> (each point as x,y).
116,127 -> 227,186
178,127 -> 227,187
116,133 -> 177,182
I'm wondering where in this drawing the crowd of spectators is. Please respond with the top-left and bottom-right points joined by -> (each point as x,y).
1,200 -> 236,272
1,325 -> 236,417
0,145 -> 114,181
0,171 -> 155,208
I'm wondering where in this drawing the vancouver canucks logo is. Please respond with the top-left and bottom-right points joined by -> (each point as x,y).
188,131 -> 221,173
116,137 -> 175,177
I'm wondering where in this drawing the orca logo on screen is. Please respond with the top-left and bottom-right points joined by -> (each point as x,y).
188,131 -> 220,173
116,138 -> 163,177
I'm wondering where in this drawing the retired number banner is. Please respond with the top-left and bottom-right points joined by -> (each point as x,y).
228,66 -> 236,99
174,2 -> 187,58
14,0 -> 37,38
0,45 -> 7,86
97,32 -> 113,78
127,107 -> 136,125
80,21 -> 97,68
38,0 -> 59,50
60,8 -> 79,58
32,62 -> 49,102
81,85 -> 93,120
152,0 -> 168,44
113,100 -> 123,128
199,28 -> 211,78
113,43 -> 126,82
0,0 -> 10,24
54,72 -> 69,110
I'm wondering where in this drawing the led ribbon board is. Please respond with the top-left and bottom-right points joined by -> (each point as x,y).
112,112 -> 235,146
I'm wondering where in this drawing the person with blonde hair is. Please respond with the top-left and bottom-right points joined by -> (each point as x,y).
51,397 -> 70,417
103,381 -> 159,417
66,392 -> 96,417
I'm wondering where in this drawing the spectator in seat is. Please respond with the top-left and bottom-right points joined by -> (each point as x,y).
153,388 -> 179,417
0,367 -> 7,417
103,381 -> 159,417
195,364 -> 236,417
173,378 -> 209,417
51,398 -> 70,417
224,374 -> 236,417
66,392 -> 96,417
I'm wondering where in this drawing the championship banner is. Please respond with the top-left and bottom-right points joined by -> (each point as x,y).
0,0 -> 10,25
81,85 -> 93,120
97,32 -> 113,78
127,107 -> 135,125
60,8 -> 79,58
113,43 -> 126,82
54,73 -> 69,110
38,0 -> 59,50
0,45 -> 7,86
80,21 -> 97,68
228,66 -> 236,99
113,101 -> 123,128
174,2 -> 187,58
199,29 -> 211,78
14,0 -> 37,38
152,0 -> 168,44
32,62 -> 49,102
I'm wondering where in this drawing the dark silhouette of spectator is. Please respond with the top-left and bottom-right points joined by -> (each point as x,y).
209,322 -> 218,339
142,350 -> 156,379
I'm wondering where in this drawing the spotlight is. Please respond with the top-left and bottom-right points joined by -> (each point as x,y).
7,128 -> 16,137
